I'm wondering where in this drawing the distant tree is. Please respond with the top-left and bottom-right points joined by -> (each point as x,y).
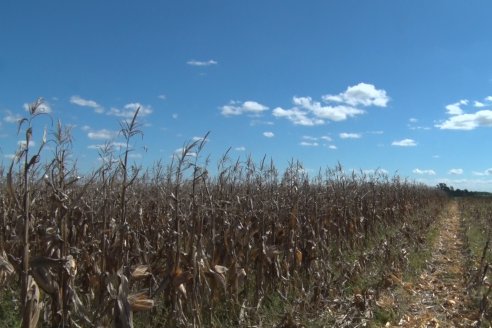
436,183 -> 491,197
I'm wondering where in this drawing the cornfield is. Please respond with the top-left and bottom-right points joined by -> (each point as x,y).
0,100 -> 447,327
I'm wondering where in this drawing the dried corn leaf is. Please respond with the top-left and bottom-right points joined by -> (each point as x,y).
131,264 -> 151,280
27,276 -> 42,328
114,272 -> 133,328
128,291 -> 154,312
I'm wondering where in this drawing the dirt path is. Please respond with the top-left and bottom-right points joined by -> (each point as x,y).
386,202 -> 478,327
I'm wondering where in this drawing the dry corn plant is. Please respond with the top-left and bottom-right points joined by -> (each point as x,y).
0,98 -> 449,327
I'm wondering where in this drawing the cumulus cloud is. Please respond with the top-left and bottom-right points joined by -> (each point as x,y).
221,101 -> 269,116
413,168 -> 436,175
235,146 -> 246,151
187,59 -> 218,66
392,139 -> 417,147
322,82 -> 389,107
436,97 -> 492,130
87,129 -> 118,140
108,103 -> 152,118
339,132 -> 361,139
272,107 -> 324,126
328,145 -> 337,150
436,110 -> 492,130
70,96 -> 104,113
445,99 -> 468,115
448,168 -> 464,175
263,131 -> 274,138
272,83 -> 388,126
293,96 -> 365,121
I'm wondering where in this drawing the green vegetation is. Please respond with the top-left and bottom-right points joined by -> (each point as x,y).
0,287 -> 20,328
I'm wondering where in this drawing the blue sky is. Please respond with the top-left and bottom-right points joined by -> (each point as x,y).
2,1 -> 492,190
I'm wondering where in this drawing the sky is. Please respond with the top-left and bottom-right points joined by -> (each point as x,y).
2,1 -> 492,191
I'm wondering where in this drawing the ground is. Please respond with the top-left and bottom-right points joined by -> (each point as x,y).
377,202 -> 480,327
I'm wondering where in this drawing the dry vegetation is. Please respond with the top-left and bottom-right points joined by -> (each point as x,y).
460,197 -> 492,326
0,99 -> 449,327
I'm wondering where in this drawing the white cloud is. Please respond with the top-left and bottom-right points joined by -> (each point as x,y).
448,168 -> 463,175
445,99 -> 468,115
87,129 -> 117,140
112,142 -> 129,149
409,118 -> 418,123
4,154 -> 16,160
23,102 -> 51,114
174,147 -> 197,157
235,146 -> 246,151
157,94 -> 167,100
322,83 -> 389,107
300,141 -> 319,147
436,110 -> 492,130
263,131 -> 274,138
320,136 -> 332,142
413,168 -> 436,176
392,139 -> 417,147
88,141 -> 128,150
70,96 -> 104,113
328,145 -> 337,150
472,168 -> 492,176
221,101 -> 269,116
81,125 -> 91,131
271,83 -> 387,126
436,96 -> 492,130
187,59 -> 218,66
339,132 -> 361,139
3,110 -> 22,123
302,136 -> 318,141
108,103 -> 152,118
474,101 -> 486,108
272,107 -> 324,126
249,119 -> 274,126
293,96 -> 364,121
